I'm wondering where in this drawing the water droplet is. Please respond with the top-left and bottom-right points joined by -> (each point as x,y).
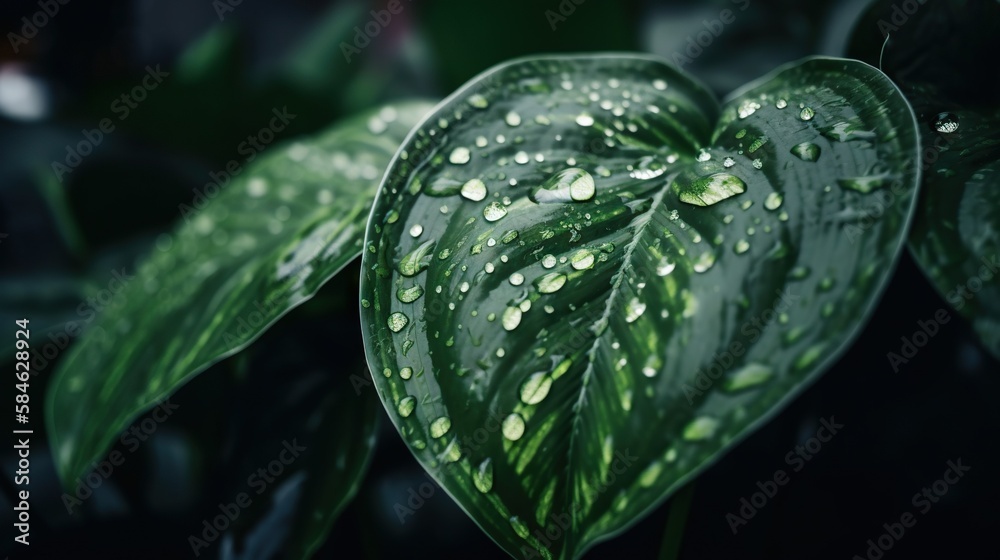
409,224 -> 423,237
509,272 -> 525,286
449,147 -> 471,165
734,239 -> 750,254
536,272 -> 567,294
469,94 -> 489,109
510,516 -> 530,538
505,111 -> 522,126
630,155 -> 667,180
776,99 -> 788,109
571,249 -> 596,270
723,157 -> 735,168
799,107 -> 815,121
693,251 -> 716,273
502,307 -> 523,331
677,173 -> 747,207
461,178 -> 488,201
683,416 -> 718,440
934,112 -> 959,134
502,413 -> 526,440
751,159 -> 763,170
397,396 -> 416,417
625,298 -> 646,323
426,177 -> 462,197
473,458 -> 494,493
400,367 -> 413,380
430,416 -> 451,438
724,363 -> 773,392
484,202 -> 508,221
656,255 -> 676,276
520,372 -> 553,404
397,285 -> 424,303
653,79 -> 668,90
542,254 -> 557,269
790,142 -> 821,162
531,168 -> 596,203
838,174 -> 890,194
737,99 -> 761,119
576,113 -> 595,127
387,312 -> 409,332
764,192 -> 783,210
639,462 -> 663,487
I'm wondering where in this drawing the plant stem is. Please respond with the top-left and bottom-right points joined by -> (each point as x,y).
658,482 -> 695,560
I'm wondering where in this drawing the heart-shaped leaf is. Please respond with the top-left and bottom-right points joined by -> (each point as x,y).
46,100 -> 434,484
848,0 -> 1000,359
361,55 -> 918,559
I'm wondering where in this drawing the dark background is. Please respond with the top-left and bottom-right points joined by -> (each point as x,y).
1,0 -> 996,558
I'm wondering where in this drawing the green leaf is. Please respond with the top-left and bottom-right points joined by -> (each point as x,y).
360,55 -> 919,559
46,100 -> 434,485
848,0 -> 1000,359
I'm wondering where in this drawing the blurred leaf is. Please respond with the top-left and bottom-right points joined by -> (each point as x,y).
47,100 -> 434,485
360,55 -> 918,559
848,0 -> 1000,358
416,0 -> 641,90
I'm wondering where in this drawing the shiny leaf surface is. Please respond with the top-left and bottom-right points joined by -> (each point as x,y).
361,55 -> 918,559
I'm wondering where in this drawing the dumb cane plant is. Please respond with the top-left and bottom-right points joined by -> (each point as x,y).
46,12 -> 997,554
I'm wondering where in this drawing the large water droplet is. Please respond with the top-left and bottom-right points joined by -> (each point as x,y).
799,107 -> 815,121
473,458 -> 494,493
677,173 -> 747,207
683,416 -> 718,441
430,416 -> 451,438
656,255 -> 676,276
625,297 -> 646,323
397,285 -> 424,303
934,112 -> 959,134
461,178 -> 488,201
576,113 -> 595,127
790,142 -> 821,162
449,147 -> 471,165
483,202 -> 508,221
724,363 -> 773,392
536,272 -> 567,294
502,413 -> 526,441
387,312 -> 409,332
505,111 -> 522,126
531,168 -> 596,203
397,396 -> 416,417
571,249 -> 596,270
399,240 -> 435,277
630,155 -> 667,180
502,306 -> 523,331
520,372 -> 553,404
764,192 -> 784,210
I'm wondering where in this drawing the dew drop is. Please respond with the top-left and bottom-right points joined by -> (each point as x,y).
536,272 -> 567,294
541,254 -> 557,269
656,255 -> 676,276
724,363 -> 773,392
693,251 -> 716,273
387,312 -> 409,332
734,239 -> 750,254
571,249 -> 596,270
397,285 -> 424,303
723,157 -> 735,168
625,297 -> 646,323
502,413 -> 526,441
676,173 -> 747,207
520,372 -> 553,404
461,178 -> 488,201
799,107 -> 815,121
837,174 -> 890,194
430,416 -> 451,438
505,111 -> 522,126
776,99 -> 788,109
790,142 -> 821,162
483,202 -> 508,222
502,307 -> 523,331
531,168 -> 596,203
934,112 -> 959,134
576,113 -> 595,127
397,396 -> 416,417
449,147 -> 471,165
764,192 -> 784,210
683,416 -> 719,441
409,224 -> 423,237
473,458 -> 494,493
630,155 -> 667,180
